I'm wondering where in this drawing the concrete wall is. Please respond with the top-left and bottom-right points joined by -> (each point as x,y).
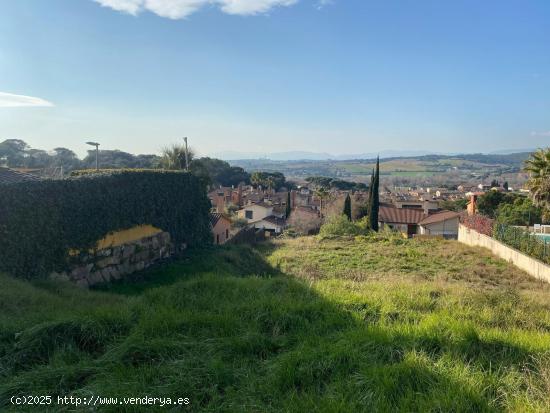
458,224 -> 550,283
420,217 -> 459,237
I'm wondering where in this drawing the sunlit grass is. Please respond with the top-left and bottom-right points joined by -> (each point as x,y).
1,237 -> 550,411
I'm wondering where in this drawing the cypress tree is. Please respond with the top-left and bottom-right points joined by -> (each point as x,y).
367,168 -> 374,220
286,191 -> 292,218
343,193 -> 352,220
371,157 -> 380,231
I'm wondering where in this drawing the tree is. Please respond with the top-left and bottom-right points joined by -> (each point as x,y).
343,193 -> 352,220
250,172 -> 286,191
490,179 -> 500,188
286,191 -> 292,218
51,147 -> 81,171
0,139 -> 29,167
503,181 -> 509,191
496,197 -> 542,226
439,198 -> 469,212
477,190 -> 519,218
368,157 -> 380,231
524,148 -> 550,219
476,190 -> 507,218
190,157 -> 250,188
160,144 -> 195,170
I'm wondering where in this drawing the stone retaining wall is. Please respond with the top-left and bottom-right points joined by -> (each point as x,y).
50,231 -> 179,287
458,224 -> 550,283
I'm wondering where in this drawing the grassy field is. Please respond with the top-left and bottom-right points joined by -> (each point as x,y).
1,235 -> 550,412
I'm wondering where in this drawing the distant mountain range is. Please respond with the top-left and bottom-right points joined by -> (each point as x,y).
210,149 -> 536,161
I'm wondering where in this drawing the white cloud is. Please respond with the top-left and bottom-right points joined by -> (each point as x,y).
531,131 -> 550,137
94,0 -> 300,19
0,92 -> 54,108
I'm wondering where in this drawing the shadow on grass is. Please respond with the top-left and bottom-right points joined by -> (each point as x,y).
93,243 -> 279,296
0,241 -> 544,412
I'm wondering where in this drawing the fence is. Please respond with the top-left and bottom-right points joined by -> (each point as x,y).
459,225 -> 550,283
461,213 -> 550,265
493,223 -> 550,265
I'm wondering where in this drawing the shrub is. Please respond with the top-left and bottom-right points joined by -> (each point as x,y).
0,170 -> 212,278
318,215 -> 370,239
461,214 -> 494,236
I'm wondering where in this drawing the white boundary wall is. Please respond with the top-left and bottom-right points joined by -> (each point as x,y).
458,224 -> 550,283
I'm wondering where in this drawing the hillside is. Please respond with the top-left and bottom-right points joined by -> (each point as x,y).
230,152 -> 532,186
1,236 -> 550,411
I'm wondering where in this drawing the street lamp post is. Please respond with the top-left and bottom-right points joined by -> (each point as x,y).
183,137 -> 189,172
86,141 -> 100,171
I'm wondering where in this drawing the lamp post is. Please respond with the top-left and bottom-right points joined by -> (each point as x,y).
183,137 -> 189,172
86,141 -> 100,171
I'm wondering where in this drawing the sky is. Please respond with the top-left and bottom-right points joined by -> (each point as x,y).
0,0 -> 549,158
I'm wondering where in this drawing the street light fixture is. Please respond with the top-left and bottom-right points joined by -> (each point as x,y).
86,141 -> 100,171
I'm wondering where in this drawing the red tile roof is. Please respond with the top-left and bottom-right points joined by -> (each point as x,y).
0,167 -> 40,184
418,211 -> 460,226
209,213 -> 230,227
379,206 -> 426,224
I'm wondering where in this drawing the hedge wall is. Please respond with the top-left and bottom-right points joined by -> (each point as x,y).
0,170 -> 212,278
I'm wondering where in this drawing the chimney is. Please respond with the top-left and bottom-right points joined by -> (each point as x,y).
216,194 -> 225,213
467,194 -> 477,216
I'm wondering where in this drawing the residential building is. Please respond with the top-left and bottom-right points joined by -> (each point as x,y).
0,167 -> 40,184
418,211 -> 461,238
237,202 -> 274,223
210,213 -> 232,245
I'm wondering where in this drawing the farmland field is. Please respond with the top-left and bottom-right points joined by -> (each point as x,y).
1,235 -> 550,412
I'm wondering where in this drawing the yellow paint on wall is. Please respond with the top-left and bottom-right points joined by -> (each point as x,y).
96,225 -> 163,249
69,225 -> 163,256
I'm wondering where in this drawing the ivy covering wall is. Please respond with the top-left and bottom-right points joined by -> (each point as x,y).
0,170 -> 212,278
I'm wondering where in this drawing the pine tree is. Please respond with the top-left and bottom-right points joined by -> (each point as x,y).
286,191 -> 292,218
343,193 -> 352,220
369,157 -> 380,231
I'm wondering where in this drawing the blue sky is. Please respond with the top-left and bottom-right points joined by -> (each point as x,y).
0,0 -> 549,157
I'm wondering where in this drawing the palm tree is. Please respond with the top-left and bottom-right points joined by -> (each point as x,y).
524,148 -> 550,218
160,144 -> 195,170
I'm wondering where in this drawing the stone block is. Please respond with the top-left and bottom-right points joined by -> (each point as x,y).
122,245 -> 136,259
70,265 -> 90,280
110,267 -> 122,280
49,271 -> 70,282
160,232 -> 171,244
88,271 -> 104,286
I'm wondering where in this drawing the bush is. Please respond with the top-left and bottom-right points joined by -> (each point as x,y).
318,215 -> 370,239
461,214 -> 494,236
0,170 -> 212,278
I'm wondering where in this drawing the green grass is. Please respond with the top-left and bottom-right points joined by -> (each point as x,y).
1,236 -> 550,412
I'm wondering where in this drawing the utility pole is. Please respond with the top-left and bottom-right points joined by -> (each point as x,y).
86,141 -> 100,171
183,137 -> 189,172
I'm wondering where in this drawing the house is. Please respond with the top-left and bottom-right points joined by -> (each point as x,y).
254,215 -> 286,234
237,202 -> 274,223
210,213 -> 232,245
0,167 -> 40,184
378,205 -> 426,238
418,211 -> 461,238
378,204 -> 460,239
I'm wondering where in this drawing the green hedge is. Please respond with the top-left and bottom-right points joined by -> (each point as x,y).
0,170 -> 212,278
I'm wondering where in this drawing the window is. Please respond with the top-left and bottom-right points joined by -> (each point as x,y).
226,229 -> 229,239
216,234 -> 220,244
245,210 -> 253,219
